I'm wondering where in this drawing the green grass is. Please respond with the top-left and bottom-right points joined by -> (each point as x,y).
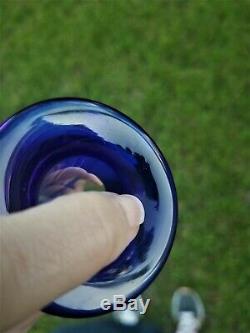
1,0 -> 249,332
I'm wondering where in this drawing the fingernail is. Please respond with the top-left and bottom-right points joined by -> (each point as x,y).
118,194 -> 145,227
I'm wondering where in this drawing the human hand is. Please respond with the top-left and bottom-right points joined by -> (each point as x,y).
0,191 -> 144,332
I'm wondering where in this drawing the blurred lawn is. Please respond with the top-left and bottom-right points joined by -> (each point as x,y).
1,0 -> 249,332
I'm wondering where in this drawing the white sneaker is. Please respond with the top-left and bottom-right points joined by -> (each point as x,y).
171,287 -> 205,333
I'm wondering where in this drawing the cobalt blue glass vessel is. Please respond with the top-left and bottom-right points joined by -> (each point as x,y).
0,98 -> 178,317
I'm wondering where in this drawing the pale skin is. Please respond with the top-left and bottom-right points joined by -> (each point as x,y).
0,191 -> 145,333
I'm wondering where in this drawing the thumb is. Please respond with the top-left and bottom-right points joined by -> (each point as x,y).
1,192 -> 144,331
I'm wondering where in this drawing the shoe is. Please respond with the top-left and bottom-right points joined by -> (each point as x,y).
171,287 -> 205,332
112,296 -> 142,327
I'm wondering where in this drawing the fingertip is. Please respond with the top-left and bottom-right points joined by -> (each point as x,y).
117,194 -> 145,227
